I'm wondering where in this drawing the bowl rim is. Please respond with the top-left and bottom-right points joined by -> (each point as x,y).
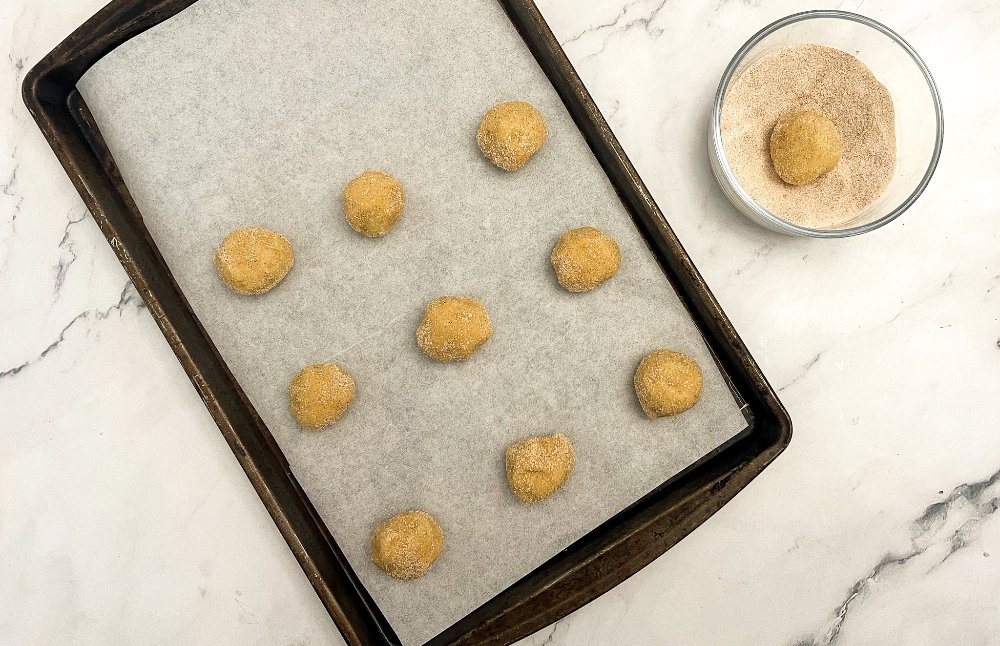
710,9 -> 944,238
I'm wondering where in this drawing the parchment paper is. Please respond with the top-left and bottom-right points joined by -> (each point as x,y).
78,1 -> 749,643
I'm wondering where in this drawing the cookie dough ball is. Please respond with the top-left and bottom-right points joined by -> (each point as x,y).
416,296 -> 492,362
214,227 -> 293,295
370,511 -> 444,581
288,363 -> 355,430
769,110 -> 843,186
550,226 -> 621,293
506,434 -> 574,504
343,171 -> 406,237
634,349 -> 703,418
477,101 -> 548,172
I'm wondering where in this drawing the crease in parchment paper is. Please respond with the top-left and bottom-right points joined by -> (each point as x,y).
77,0 -> 748,644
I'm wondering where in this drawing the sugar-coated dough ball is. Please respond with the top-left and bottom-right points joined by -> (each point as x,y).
634,349 -> 703,418
550,226 -> 621,293
506,434 -> 574,504
288,363 -> 355,430
477,101 -> 548,172
214,227 -> 293,295
416,296 -> 492,362
370,510 -> 444,581
769,110 -> 843,186
343,170 -> 406,237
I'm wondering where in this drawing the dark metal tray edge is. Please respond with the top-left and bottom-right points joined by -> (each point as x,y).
22,1 -> 792,644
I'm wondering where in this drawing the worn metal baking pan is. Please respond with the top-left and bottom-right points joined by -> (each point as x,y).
23,1 -> 792,643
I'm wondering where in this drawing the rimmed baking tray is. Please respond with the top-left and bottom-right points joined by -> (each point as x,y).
23,1 -> 791,644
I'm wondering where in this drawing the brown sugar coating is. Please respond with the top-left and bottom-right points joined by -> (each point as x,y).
416,296 -> 492,362
288,363 -> 356,430
769,109 -> 843,186
477,101 -> 548,172
505,434 -> 574,504
634,349 -> 703,418
343,171 -> 406,237
550,226 -> 621,293
370,510 -> 444,581
214,227 -> 293,295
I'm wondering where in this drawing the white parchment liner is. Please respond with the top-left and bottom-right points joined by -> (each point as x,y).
79,1 -> 749,642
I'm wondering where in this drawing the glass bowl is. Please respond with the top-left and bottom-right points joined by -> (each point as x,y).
708,10 -> 943,237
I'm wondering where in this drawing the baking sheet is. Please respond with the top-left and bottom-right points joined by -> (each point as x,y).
77,0 -> 749,643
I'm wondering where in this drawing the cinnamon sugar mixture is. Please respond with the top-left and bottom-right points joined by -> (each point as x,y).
721,44 -> 896,229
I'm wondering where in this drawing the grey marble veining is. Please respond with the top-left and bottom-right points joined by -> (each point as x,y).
3,0 -> 1000,644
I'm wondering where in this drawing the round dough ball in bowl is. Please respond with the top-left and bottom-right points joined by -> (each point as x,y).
343,170 -> 406,238
288,363 -> 356,430
477,101 -> 548,172
370,510 -> 444,581
769,109 -> 843,186
214,227 -> 293,295
416,296 -> 492,362
633,349 -> 703,418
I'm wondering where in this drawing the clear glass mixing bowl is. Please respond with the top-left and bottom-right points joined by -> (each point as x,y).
708,10 -> 943,237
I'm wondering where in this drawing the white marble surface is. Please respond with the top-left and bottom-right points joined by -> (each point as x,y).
2,0 -> 998,644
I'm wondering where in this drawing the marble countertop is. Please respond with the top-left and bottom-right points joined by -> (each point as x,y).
2,0 -> 998,644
